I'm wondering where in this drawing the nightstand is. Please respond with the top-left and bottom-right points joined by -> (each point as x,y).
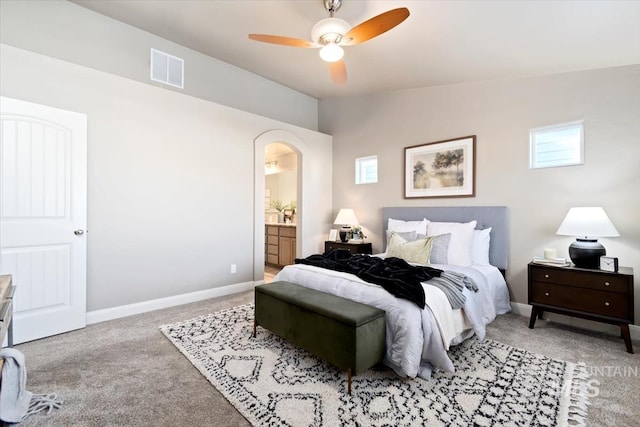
528,262 -> 634,353
324,241 -> 372,255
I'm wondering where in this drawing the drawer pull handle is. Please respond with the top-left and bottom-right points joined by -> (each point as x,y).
605,302 -> 610,307
544,274 -> 550,279
604,282 -> 610,287
544,292 -> 550,297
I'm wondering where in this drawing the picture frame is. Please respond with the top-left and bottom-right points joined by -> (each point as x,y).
328,229 -> 338,241
404,135 -> 476,198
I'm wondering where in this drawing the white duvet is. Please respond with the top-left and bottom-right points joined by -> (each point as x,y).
273,262 -> 511,379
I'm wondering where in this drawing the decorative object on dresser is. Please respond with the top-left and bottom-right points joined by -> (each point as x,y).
347,225 -> 366,242
333,208 -> 359,243
531,256 -> 570,267
270,199 -> 289,224
556,206 -> 619,269
404,135 -> 476,199
528,262 -> 634,353
599,256 -> 618,272
324,240 -> 372,255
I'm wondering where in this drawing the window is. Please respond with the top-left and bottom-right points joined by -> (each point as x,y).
530,121 -> 584,169
355,155 -> 378,184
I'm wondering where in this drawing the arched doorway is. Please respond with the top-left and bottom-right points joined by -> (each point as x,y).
264,142 -> 297,282
254,130 -> 304,283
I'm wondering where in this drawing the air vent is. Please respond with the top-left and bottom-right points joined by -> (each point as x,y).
150,48 -> 184,89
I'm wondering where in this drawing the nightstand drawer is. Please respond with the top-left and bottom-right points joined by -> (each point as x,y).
324,241 -> 372,255
531,282 -> 629,319
531,267 -> 629,293
325,242 -> 343,252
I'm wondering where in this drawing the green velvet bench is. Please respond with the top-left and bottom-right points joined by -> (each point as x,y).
253,281 -> 386,394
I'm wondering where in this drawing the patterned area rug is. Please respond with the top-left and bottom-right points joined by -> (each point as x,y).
160,304 -> 590,427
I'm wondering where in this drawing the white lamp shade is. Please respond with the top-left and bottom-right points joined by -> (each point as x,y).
556,207 -> 620,238
334,208 -> 359,226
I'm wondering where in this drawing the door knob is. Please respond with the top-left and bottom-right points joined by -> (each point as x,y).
74,229 -> 85,236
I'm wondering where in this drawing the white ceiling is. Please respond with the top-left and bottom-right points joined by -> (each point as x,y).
72,0 -> 640,100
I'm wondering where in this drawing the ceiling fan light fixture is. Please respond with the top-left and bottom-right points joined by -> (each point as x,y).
311,17 -> 351,44
319,43 -> 344,62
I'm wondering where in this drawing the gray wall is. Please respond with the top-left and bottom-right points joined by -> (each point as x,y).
0,0 -> 318,130
0,0 -> 333,313
319,65 -> 640,322
1,44 -> 332,312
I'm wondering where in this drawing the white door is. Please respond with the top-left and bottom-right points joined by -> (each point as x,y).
0,96 -> 87,344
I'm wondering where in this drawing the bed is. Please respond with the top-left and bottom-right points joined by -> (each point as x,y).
273,206 -> 511,379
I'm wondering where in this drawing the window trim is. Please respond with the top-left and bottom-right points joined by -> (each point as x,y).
530,120 -> 584,169
355,155 -> 378,185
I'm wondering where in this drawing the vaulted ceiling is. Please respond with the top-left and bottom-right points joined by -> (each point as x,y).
73,0 -> 640,100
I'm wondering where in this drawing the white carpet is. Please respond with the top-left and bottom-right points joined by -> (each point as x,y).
160,304 -> 590,426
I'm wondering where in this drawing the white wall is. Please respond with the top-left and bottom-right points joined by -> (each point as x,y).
265,151 -> 298,213
0,0 -> 318,130
319,65 -> 640,324
277,171 -> 297,208
1,44 -> 332,311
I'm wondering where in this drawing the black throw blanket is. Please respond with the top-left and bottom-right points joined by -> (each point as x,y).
294,249 -> 443,308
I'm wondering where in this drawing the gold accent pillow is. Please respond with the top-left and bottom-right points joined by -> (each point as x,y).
386,232 -> 433,265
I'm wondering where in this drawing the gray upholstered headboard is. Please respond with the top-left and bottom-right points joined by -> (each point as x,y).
382,206 -> 509,271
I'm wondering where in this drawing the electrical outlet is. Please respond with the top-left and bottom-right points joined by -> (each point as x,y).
230,264 -> 236,274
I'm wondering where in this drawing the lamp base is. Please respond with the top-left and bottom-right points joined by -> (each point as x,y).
568,238 -> 605,269
339,226 -> 350,243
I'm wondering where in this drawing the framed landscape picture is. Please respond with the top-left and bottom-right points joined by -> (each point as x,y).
404,135 -> 476,198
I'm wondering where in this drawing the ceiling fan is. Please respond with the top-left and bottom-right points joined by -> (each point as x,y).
248,0 -> 410,85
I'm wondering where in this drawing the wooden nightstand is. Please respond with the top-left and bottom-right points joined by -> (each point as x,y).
528,262 -> 635,353
324,241 -> 372,255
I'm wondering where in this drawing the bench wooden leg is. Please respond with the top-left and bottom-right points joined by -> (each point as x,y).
253,320 -> 256,338
347,368 -> 352,395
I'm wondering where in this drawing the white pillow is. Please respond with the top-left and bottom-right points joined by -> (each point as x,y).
386,232 -> 433,265
426,220 -> 477,267
472,227 -> 492,266
387,218 -> 429,235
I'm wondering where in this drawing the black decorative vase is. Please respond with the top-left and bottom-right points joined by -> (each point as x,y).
568,238 -> 605,269
339,227 -> 349,243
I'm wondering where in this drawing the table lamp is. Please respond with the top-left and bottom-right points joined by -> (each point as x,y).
556,207 -> 619,269
334,208 -> 359,243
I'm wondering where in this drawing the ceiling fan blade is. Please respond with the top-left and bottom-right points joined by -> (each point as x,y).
248,34 -> 317,48
342,8 -> 410,46
329,60 -> 347,85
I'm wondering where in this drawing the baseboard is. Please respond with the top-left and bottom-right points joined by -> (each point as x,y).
510,301 -> 640,341
86,281 -> 258,325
